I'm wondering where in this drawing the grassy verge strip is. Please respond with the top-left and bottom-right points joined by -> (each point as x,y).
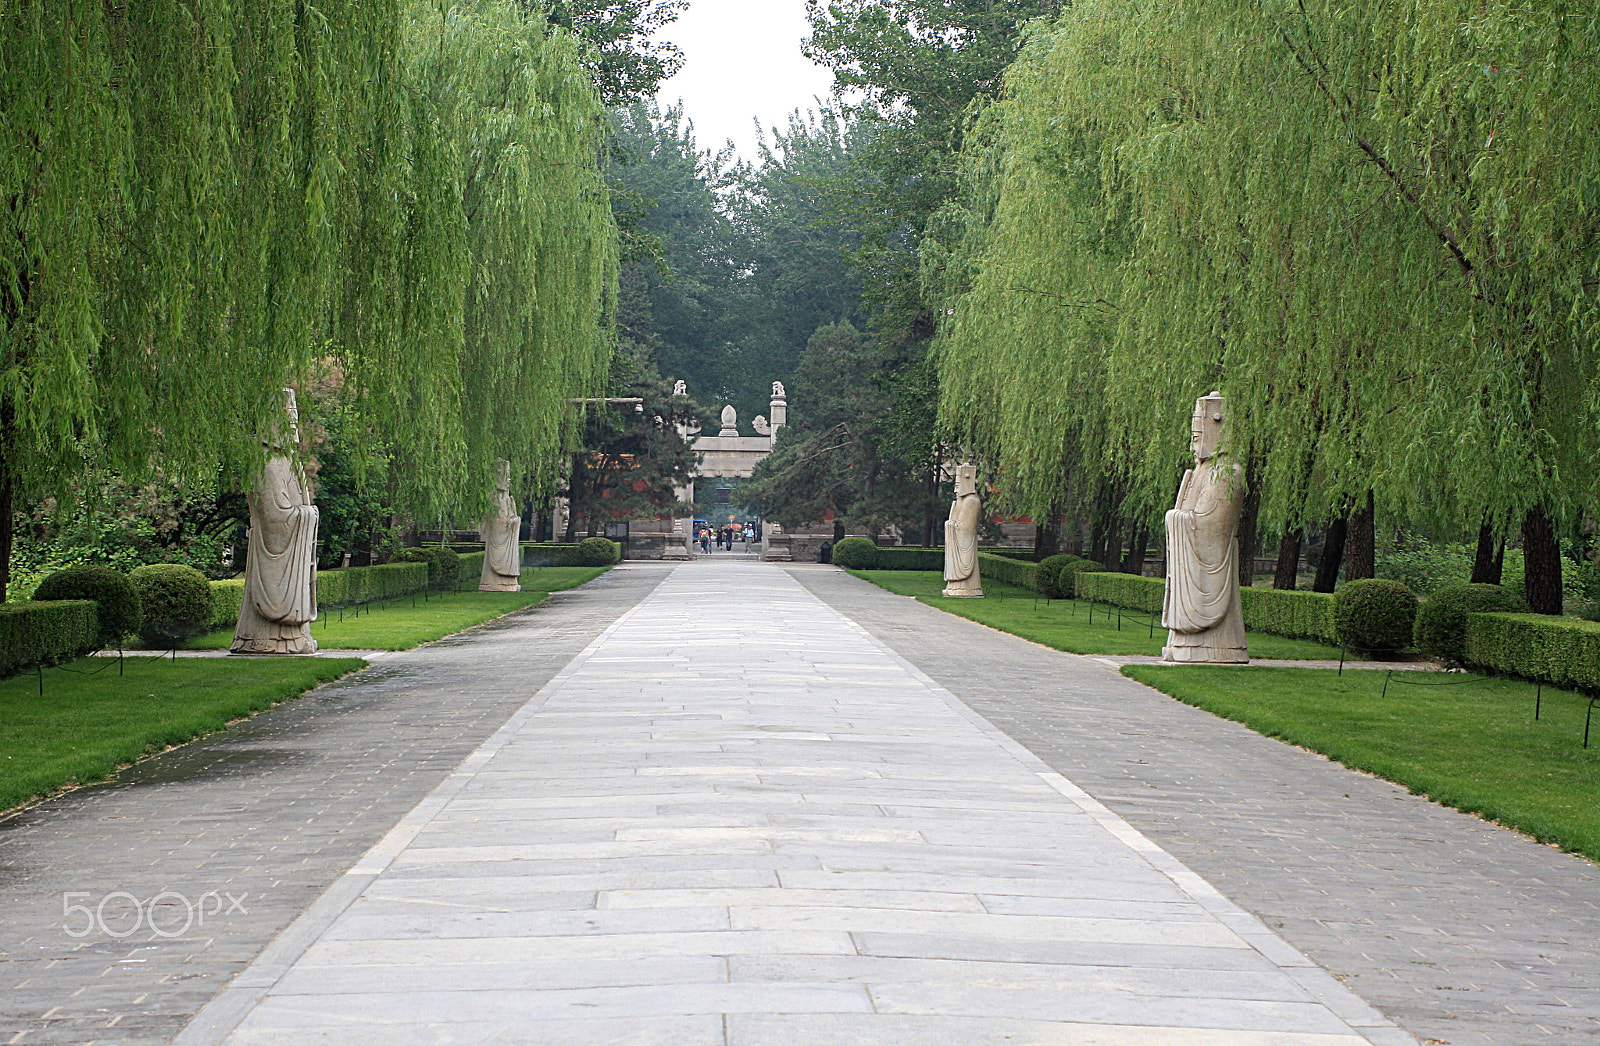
1122,665 -> 1600,862
1,657 -> 366,812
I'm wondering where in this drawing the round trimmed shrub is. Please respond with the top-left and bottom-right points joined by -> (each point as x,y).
1057,559 -> 1102,600
394,545 -> 460,584
1413,583 -> 1529,663
1037,554 -> 1084,599
129,564 -> 215,647
33,564 -> 142,648
1334,578 -> 1419,654
574,536 -> 619,566
830,537 -> 878,570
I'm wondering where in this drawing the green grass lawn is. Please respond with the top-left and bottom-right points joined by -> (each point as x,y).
1123,665 -> 1600,861
0,656 -> 366,811
848,569 -> 1340,659
185,565 -> 610,651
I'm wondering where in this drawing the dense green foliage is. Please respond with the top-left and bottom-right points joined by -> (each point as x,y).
0,601 -> 99,678
394,546 -> 462,587
2,1 -> 619,598
872,547 -> 945,571
975,552 -> 1039,592
1035,554 -> 1082,600
0,657 -> 365,811
209,579 -> 246,631
1124,666 -> 1600,862
33,565 -> 140,647
829,537 -> 879,569
1075,573 -> 1164,616
930,0 -> 1600,603
1415,584 -> 1529,664
1334,580 -> 1419,654
129,565 -> 215,647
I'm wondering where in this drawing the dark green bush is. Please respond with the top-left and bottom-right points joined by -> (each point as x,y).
33,564 -> 140,647
319,562 -> 430,608
1075,571 -> 1165,614
574,536 -> 621,566
1414,583 -> 1528,663
830,537 -> 878,569
393,545 -> 461,585
129,564 -> 216,647
0,601 -> 99,677
1238,587 -> 1338,645
1037,554 -> 1085,599
1334,578 -> 1419,654
1057,559 -> 1102,600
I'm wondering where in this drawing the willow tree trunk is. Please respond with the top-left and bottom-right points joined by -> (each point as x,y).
1344,491 -> 1376,580
1470,521 -> 1504,585
1121,526 -> 1150,575
1273,529 -> 1302,590
1034,507 -> 1061,560
1313,518 -> 1347,593
1522,508 -> 1564,614
1100,516 -> 1123,572
1235,467 -> 1261,587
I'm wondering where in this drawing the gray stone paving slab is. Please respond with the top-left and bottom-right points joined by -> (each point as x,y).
788,564 -> 1600,1046
176,561 -> 1404,1046
0,565 -> 671,1045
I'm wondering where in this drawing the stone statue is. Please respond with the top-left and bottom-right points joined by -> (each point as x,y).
232,389 -> 319,655
480,459 -> 521,592
772,381 -> 786,398
673,379 -> 687,397
752,415 -> 770,436
719,404 -> 739,436
942,463 -> 983,598
1162,391 -> 1248,663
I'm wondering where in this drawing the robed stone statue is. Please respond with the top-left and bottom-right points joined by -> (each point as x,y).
232,389 -> 319,655
943,463 -> 983,598
1161,392 -> 1248,663
480,459 -> 522,592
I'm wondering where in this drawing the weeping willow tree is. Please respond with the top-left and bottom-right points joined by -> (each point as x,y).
934,0 -> 1600,607
1,0 -> 616,598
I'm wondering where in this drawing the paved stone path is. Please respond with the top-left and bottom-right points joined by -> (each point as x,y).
0,566 -> 671,1045
178,561 -> 1409,1045
787,565 -> 1600,1046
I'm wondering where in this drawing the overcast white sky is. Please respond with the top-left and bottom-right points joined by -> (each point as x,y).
655,0 -> 837,160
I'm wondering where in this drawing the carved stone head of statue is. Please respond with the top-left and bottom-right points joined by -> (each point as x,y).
772,381 -> 786,399
494,458 -> 511,492
673,379 -> 687,397
1189,391 -> 1227,462
954,463 -> 979,497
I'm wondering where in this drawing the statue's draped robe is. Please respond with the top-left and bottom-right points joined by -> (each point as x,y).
232,455 -> 319,654
942,493 -> 983,597
1162,461 -> 1247,663
480,492 -> 522,592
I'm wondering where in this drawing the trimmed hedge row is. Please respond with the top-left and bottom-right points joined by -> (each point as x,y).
209,579 -> 246,629
521,541 -> 620,566
317,562 -> 430,609
1,600 -> 100,677
456,551 -> 486,584
1073,573 -> 1345,647
976,552 -> 1039,591
1075,572 -> 1164,615
1238,588 -> 1338,645
875,547 -> 945,570
1465,613 -> 1600,690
